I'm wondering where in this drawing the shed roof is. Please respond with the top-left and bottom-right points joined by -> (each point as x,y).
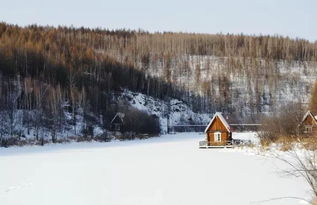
301,110 -> 317,125
204,112 -> 231,133
111,112 -> 125,124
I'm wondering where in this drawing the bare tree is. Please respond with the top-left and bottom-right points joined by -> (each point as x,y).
270,147 -> 317,204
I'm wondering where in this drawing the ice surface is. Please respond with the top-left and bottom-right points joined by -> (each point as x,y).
0,132 -> 311,205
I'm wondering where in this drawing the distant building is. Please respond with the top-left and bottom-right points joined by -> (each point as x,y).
204,112 -> 232,146
298,111 -> 317,134
110,112 -> 125,132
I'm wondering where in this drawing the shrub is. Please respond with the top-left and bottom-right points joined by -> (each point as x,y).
81,125 -> 94,138
258,102 -> 304,145
94,132 -> 112,142
122,108 -> 160,135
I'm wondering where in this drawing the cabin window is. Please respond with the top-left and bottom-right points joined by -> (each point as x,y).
305,125 -> 312,133
214,132 -> 221,142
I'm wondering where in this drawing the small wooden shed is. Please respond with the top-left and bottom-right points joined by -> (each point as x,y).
110,112 -> 125,132
298,111 -> 317,134
204,112 -> 232,146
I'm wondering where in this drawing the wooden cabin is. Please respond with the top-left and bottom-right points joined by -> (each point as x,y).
298,111 -> 317,134
204,112 -> 232,146
110,112 -> 125,132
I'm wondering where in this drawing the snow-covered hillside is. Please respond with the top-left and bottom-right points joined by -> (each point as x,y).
127,54 -> 317,119
0,132 -> 310,205
190,57 -> 317,116
120,90 -> 210,132
0,90 -> 210,142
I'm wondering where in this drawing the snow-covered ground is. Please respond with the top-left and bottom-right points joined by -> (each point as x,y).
0,132 -> 311,205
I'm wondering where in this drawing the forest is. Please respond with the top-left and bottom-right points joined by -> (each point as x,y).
0,22 -> 317,146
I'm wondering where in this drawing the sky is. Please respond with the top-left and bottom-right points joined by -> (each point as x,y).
0,0 -> 316,42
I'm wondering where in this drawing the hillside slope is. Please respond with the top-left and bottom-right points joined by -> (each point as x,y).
0,23 -> 317,144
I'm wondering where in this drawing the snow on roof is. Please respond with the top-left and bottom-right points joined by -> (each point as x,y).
301,110 -> 317,124
111,112 -> 125,124
204,112 -> 231,133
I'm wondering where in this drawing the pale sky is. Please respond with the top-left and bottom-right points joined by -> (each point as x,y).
1,0 -> 316,42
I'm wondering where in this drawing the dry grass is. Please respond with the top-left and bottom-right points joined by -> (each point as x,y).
275,135 -> 298,151
260,138 -> 273,148
259,134 -> 317,151
298,137 -> 317,151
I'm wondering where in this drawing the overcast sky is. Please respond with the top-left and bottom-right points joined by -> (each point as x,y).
1,0 -> 316,41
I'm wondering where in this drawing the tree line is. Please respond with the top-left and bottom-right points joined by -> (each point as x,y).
0,22 -> 316,145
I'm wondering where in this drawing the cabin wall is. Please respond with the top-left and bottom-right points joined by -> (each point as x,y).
207,132 -> 231,146
206,116 -> 231,145
300,115 -> 317,134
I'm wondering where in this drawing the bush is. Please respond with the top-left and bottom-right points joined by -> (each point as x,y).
122,108 -> 160,135
258,102 -> 304,145
82,125 -> 94,138
94,132 -> 112,142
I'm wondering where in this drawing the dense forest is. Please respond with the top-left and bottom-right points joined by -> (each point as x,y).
0,22 -> 317,146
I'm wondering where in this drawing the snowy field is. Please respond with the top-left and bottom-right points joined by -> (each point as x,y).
0,132 -> 311,205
